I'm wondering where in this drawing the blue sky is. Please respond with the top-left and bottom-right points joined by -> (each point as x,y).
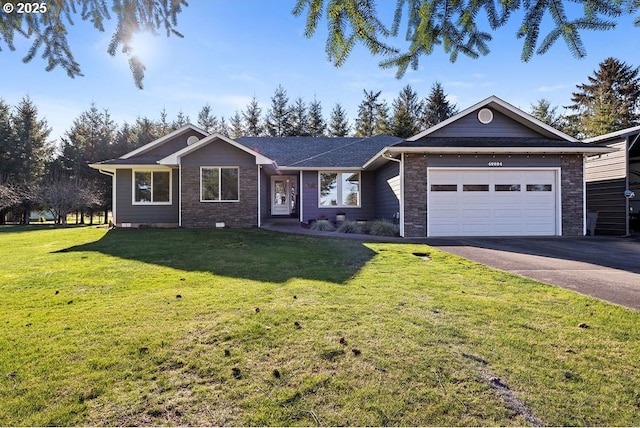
2,1 -> 639,144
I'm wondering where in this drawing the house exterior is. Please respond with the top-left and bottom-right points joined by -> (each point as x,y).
90,96 -> 611,237
584,126 -> 640,235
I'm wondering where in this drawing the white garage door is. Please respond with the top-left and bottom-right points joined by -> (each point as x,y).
428,169 -> 559,237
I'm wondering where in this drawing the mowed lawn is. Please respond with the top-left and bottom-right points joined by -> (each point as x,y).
0,226 -> 639,426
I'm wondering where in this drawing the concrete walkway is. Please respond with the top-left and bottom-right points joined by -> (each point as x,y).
261,221 -> 640,310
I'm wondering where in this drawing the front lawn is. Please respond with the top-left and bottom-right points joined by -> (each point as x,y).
0,226 -> 638,426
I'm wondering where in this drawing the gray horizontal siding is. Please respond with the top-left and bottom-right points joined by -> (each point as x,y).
429,109 -> 542,138
586,178 -> 628,235
115,168 -> 179,225
375,161 -> 400,220
585,140 -> 627,182
301,170 -> 376,223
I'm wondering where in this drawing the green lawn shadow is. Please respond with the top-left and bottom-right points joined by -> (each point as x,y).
57,228 -> 377,284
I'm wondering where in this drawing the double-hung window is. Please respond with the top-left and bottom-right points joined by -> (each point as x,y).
133,170 -> 171,204
319,171 -> 360,207
201,167 -> 240,202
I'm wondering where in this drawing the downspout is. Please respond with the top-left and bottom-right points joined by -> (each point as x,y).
299,170 -> 304,223
582,155 -> 587,236
178,161 -> 182,227
98,169 -> 116,225
257,165 -> 261,228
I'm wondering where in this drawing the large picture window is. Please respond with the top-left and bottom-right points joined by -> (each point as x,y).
133,170 -> 171,204
201,167 -> 239,202
319,172 -> 360,207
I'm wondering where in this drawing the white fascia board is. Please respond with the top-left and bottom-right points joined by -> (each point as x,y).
386,146 -> 617,155
158,133 -> 273,165
407,95 -> 579,142
583,125 -> 640,143
121,124 -> 209,159
276,166 -> 363,171
362,147 -> 395,170
90,164 -> 174,171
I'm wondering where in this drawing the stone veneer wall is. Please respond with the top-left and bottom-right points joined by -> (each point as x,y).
403,153 -> 429,237
181,165 -> 258,228
561,154 -> 585,236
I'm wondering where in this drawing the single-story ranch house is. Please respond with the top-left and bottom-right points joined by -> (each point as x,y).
90,96 -> 612,238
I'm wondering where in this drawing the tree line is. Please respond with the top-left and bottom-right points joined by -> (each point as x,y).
1,57 -> 639,225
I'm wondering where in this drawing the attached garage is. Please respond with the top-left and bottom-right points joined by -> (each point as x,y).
376,96 -> 613,238
428,168 -> 560,236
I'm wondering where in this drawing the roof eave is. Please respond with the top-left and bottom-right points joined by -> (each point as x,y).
387,146 -> 616,155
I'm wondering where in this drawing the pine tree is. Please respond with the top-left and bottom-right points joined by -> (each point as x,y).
421,82 -> 457,128
308,97 -> 326,137
294,0 -> 630,79
355,90 -> 387,137
197,104 -> 219,133
10,96 -> 53,184
172,110 -> 190,130
290,97 -> 309,136
374,101 -> 390,135
328,103 -> 351,137
0,99 -> 14,182
218,117 -> 230,137
266,85 -> 292,137
390,84 -> 422,138
567,57 -> 640,138
158,107 -> 171,135
229,111 -> 244,138
243,97 -> 263,137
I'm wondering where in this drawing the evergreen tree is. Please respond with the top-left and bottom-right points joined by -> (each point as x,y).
243,96 -> 263,137
172,110 -> 190,130
218,117 -> 229,137
421,82 -> 457,128
158,107 -> 171,135
529,98 -> 572,133
567,57 -> 640,138
328,103 -> 351,137
290,97 -> 309,136
10,96 -> 53,184
374,100 -> 391,135
59,104 -> 117,223
355,90 -> 386,137
390,84 -> 422,138
294,0 -> 632,78
266,85 -> 292,137
229,111 -> 244,138
0,99 -> 14,182
197,104 -> 219,133
308,97 -> 326,137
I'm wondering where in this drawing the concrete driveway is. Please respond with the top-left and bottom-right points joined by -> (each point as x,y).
426,236 -> 640,310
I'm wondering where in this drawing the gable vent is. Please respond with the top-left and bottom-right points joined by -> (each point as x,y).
187,136 -> 200,145
477,108 -> 494,124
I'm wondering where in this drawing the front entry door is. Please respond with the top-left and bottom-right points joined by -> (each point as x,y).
271,176 -> 297,216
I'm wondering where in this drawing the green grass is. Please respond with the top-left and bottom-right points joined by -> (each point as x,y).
1,226 -> 639,426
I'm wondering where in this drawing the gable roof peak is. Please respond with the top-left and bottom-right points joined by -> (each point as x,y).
120,123 -> 209,159
407,95 -> 579,143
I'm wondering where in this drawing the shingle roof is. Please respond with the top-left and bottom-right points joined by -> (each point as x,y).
236,135 -> 402,168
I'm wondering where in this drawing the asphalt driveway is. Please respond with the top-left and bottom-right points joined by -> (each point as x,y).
426,236 -> 640,310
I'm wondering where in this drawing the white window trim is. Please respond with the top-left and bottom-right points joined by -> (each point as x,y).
200,166 -> 240,203
132,169 -> 173,205
318,171 -> 362,208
